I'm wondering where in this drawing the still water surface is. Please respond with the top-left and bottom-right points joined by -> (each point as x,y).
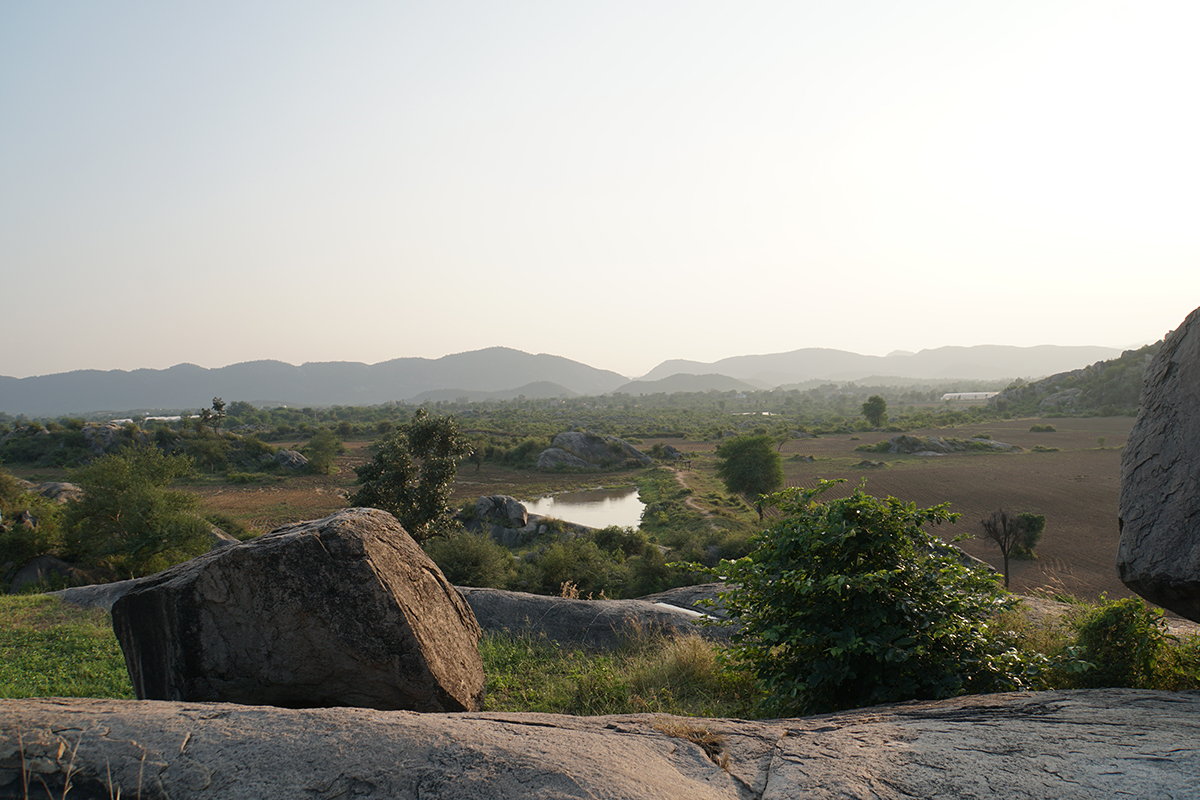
522,486 -> 645,529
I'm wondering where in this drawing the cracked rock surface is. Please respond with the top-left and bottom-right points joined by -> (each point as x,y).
4,690 -> 1199,799
1118,305 -> 1200,621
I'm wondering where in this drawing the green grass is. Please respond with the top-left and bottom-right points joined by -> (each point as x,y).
480,631 -> 756,717
0,595 -> 133,699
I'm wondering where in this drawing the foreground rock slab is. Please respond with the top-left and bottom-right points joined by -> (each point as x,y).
3,690 -> 1199,799
111,507 -> 484,712
1119,305 -> 1200,621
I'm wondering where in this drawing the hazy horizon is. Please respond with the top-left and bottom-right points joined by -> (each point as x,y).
0,339 -> 1143,383
4,2 -> 1196,381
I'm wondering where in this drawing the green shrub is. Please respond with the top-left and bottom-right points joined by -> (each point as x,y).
1029,424 -> 1057,433
705,480 -> 1034,716
424,527 -> 516,588
63,446 -> 211,578
1072,597 -> 1168,689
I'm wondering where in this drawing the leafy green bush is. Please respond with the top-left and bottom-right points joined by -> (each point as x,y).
706,480 -> 1034,716
1072,597 -> 1169,688
1029,424 -> 1057,433
424,527 -> 516,588
63,446 -> 211,578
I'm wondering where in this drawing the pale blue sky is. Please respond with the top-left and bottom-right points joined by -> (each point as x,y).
3,1 -> 1197,379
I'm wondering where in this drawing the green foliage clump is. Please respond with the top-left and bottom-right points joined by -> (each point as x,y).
1012,512 -> 1045,558
351,409 -> 472,542
1029,424 -> 1057,433
1072,597 -> 1170,689
861,395 -> 888,427
423,527 -> 516,588
714,434 -> 783,520
0,470 -> 66,576
63,446 -> 211,578
707,481 -> 1033,716
302,428 -> 345,474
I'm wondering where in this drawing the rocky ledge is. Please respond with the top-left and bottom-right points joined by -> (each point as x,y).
4,689 -> 1200,799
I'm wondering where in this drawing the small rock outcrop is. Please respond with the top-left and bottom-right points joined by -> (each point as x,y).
23,481 -> 85,504
1118,306 -> 1200,621
111,508 -> 485,712
537,431 -> 653,470
6,690 -> 1200,799
273,449 -> 309,470
875,435 -> 1019,455
458,587 -> 729,649
475,495 -> 528,528
81,421 -> 148,455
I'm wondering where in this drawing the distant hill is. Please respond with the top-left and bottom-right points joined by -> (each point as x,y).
988,342 -> 1162,417
614,373 -> 759,395
0,348 -> 626,417
639,345 -> 1122,386
410,381 -> 578,403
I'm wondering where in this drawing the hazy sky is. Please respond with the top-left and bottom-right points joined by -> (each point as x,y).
3,1 -> 1197,380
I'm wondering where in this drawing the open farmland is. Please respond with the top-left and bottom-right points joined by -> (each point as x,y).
759,417 -> 1132,603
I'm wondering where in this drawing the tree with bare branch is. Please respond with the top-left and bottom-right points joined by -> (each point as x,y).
980,509 -> 1022,588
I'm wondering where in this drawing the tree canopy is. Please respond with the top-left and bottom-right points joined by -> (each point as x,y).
63,445 -> 210,578
350,410 -> 472,542
861,395 -> 888,427
714,434 -> 783,520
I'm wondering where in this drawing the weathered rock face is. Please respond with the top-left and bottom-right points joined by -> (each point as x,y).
1118,306 -> 1200,621
5,690 -> 1200,799
458,587 -> 730,649
475,495 -> 528,528
273,449 -> 309,470
111,508 -> 485,712
537,431 -> 654,470
81,421 -> 149,455
23,481 -> 84,504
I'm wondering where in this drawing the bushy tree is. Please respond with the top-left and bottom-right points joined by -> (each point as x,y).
1013,512 -> 1045,558
714,434 -> 784,520
350,410 -> 472,542
708,480 -> 1029,716
302,428 -> 344,474
63,446 -> 211,578
861,395 -> 888,427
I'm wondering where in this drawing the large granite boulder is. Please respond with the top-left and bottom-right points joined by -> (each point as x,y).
537,431 -> 654,470
5,690 -> 1200,799
1118,306 -> 1200,620
111,508 -> 485,712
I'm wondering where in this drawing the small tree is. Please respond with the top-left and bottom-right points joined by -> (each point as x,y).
707,481 -> 1027,716
714,434 -> 784,520
980,509 -> 1022,588
350,410 -> 472,542
211,397 -> 226,434
63,446 -> 210,578
861,395 -> 888,427
302,428 -> 344,475
1013,512 -> 1045,558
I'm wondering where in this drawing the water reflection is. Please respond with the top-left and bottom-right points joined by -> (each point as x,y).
523,486 -> 645,530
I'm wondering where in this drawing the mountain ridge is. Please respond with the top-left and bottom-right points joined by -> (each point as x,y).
1,344 -> 1123,417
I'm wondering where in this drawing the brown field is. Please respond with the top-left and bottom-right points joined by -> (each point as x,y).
655,417 -> 1136,605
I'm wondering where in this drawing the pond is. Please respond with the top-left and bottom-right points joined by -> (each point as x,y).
522,486 -> 645,530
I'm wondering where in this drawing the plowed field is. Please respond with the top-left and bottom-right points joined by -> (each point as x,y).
770,417 -> 1134,603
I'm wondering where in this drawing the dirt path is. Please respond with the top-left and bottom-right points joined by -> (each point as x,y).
670,466 -> 715,520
